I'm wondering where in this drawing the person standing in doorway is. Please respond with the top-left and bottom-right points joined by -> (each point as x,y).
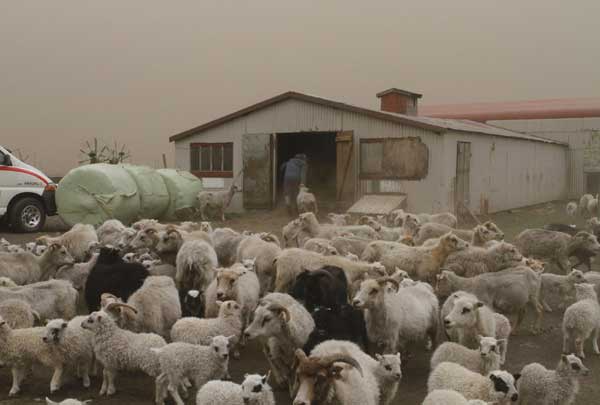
280,153 -> 307,216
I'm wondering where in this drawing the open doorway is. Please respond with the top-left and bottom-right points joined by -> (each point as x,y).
276,132 -> 337,205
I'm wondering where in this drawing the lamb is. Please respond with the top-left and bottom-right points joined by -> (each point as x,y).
244,293 -> 315,390
96,219 -> 127,246
81,304 -> 167,398
175,239 -> 218,298
430,336 -> 504,375
101,275 -> 182,338
562,283 -> 600,358
195,373 -> 275,405
0,316 -> 57,395
442,242 -> 523,277
541,269 -> 586,312
415,222 -> 503,246
517,354 -> 589,405
37,224 -> 98,262
237,234 -> 282,295
327,213 -> 351,226
0,299 -> 39,329
352,277 -> 439,354
0,279 -> 78,321
84,247 -> 149,312
416,211 -> 458,228
203,264 -> 260,328
311,340 -> 401,405
153,335 -> 234,405
566,201 -> 578,218
172,300 -> 242,349
428,362 -> 519,404
197,183 -> 239,221
579,194 -> 594,216
379,232 -> 468,281
42,317 -> 94,391
0,243 -> 75,285
423,389 -> 494,405
298,212 -> 379,240
296,184 -> 318,214
293,348 -> 376,405
303,237 -> 339,256
514,229 -> 600,273
436,268 -> 543,334
274,248 -> 386,294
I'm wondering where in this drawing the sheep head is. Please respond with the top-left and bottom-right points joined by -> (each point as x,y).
244,301 -> 291,341
293,349 -> 362,405
438,233 -> 468,254
352,277 -> 398,309
482,221 -> 504,240
155,228 -> 182,253
130,228 -> 159,250
43,319 -> 69,344
559,353 -> 590,377
215,267 -> 246,301
45,243 -> 75,267
374,352 -> 402,381
444,296 -> 484,330
241,372 -> 271,404
217,300 -> 242,320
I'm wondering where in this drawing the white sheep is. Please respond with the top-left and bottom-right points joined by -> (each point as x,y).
442,242 -> 523,277
566,201 -> 578,218
0,276 -> 17,288
428,362 -> 519,404
327,213 -> 351,226
42,317 -> 94,391
297,184 -> 318,214
54,252 -> 99,293
303,237 -> 339,256
562,283 -> 600,358
0,243 -> 75,285
153,335 -> 234,405
244,293 -> 315,390
203,264 -> 260,328
423,389 -> 492,405
171,300 -> 243,354
96,219 -> 127,246
195,373 -> 275,405
541,269 -> 586,312
37,224 -> 98,262
101,275 -> 181,338
175,239 -> 218,295
237,234 -> 282,295
431,336 -> 503,375
0,279 -> 78,321
352,277 -> 439,354
416,211 -> 458,228
45,398 -> 91,405
298,212 -> 379,240
197,183 -> 239,221
443,295 -> 497,350
517,353 -> 589,405
81,304 -> 167,398
0,299 -> 39,329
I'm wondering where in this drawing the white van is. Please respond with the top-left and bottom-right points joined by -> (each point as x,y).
0,146 -> 57,232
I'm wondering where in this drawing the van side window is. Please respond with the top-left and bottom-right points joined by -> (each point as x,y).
0,151 -> 10,166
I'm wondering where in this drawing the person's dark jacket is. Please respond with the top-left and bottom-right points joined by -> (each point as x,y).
281,155 -> 307,183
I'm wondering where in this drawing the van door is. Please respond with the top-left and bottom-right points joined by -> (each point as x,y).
0,149 -> 12,214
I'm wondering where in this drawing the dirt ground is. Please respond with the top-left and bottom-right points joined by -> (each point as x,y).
1,200 -> 600,404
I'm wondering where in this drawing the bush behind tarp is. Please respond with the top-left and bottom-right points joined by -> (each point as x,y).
56,164 -> 202,226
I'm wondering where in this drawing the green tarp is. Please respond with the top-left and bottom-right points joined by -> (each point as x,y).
56,164 -> 202,226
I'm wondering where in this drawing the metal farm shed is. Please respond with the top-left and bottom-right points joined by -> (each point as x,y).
170,90 -> 569,216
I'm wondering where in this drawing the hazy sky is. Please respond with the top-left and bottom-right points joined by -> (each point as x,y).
1,1 -> 598,176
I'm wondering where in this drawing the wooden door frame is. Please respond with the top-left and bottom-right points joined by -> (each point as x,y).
336,131 -> 355,202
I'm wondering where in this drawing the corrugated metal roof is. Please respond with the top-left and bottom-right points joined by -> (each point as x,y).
169,91 -> 567,146
420,97 -> 600,121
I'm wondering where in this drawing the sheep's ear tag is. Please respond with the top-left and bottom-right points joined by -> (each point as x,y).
188,290 -> 200,298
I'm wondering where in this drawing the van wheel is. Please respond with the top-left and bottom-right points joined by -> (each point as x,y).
8,197 -> 46,233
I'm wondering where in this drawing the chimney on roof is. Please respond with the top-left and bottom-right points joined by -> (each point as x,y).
376,88 -> 422,116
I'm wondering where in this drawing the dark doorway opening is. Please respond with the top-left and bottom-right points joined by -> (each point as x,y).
276,132 -> 337,205
586,173 -> 600,195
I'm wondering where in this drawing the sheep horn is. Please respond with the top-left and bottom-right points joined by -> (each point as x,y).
377,277 -> 400,291
100,293 -> 119,307
309,269 -> 336,280
266,303 -> 291,322
317,353 -> 363,377
105,302 -> 138,315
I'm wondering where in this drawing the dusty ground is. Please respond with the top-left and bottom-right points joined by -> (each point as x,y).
1,200 -> 600,404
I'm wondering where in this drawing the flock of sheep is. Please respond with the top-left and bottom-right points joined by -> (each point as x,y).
0,194 -> 600,404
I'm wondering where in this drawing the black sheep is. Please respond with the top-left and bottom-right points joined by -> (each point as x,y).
84,247 -> 149,312
290,265 -> 348,313
303,304 -> 369,353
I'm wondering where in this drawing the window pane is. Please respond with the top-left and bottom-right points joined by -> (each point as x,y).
223,143 -> 233,171
200,146 -> 211,171
190,146 -> 200,171
212,145 -> 223,171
